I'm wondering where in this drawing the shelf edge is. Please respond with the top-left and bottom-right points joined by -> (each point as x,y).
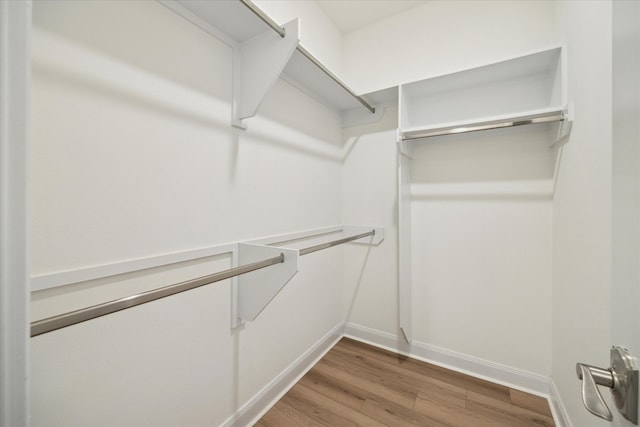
401,107 -> 567,141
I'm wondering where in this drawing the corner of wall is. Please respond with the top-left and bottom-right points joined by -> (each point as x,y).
224,321 -> 345,427
549,379 -> 572,427
343,322 -> 552,397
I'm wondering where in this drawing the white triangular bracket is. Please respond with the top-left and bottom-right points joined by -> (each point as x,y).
552,102 -> 574,145
398,151 -> 412,345
397,130 -> 414,159
233,243 -> 298,325
232,19 -> 299,129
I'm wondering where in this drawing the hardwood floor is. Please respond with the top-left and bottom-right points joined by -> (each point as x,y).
255,338 -> 555,427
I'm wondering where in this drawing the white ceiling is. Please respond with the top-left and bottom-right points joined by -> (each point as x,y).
315,0 -> 426,34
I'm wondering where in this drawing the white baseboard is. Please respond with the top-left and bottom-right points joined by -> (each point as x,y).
549,379 -> 572,427
343,322 -> 551,397
224,321 -> 568,427
223,322 -> 344,427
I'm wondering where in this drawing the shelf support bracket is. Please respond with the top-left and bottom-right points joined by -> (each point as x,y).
232,19 -> 299,129
554,102 -> 574,144
398,151 -> 412,344
232,243 -> 298,327
397,129 -> 414,159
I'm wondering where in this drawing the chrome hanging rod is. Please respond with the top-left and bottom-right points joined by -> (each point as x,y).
238,0 -> 286,38
402,110 -> 566,141
238,0 -> 376,115
294,45 -> 376,114
31,253 -> 284,337
299,230 -> 375,256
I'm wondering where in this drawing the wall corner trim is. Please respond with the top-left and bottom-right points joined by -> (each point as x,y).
0,0 -> 31,425
223,321 -> 565,427
343,322 -> 553,399
549,379 -> 572,427
223,322 -> 345,427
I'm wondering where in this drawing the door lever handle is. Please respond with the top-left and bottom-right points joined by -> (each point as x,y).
576,363 -> 614,421
576,346 -> 639,424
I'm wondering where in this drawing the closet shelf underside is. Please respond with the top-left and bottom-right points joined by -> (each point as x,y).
170,0 -> 375,117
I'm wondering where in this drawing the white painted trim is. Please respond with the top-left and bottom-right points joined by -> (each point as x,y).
224,322 -> 345,427
31,243 -> 237,291
248,225 -> 384,247
0,1 -> 30,425
344,322 -> 551,397
549,379 -> 572,427
398,151 -> 412,344
31,225 -> 384,292
344,322 -> 412,355
244,225 -> 343,246
220,321 -> 566,426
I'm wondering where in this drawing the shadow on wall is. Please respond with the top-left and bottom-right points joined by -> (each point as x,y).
257,78 -> 344,148
344,245 -> 374,323
342,104 -> 400,163
33,0 -> 229,99
32,27 -> 232,134
249,82 -> 402,165
409,123 -> 559,202
33,0 -> 368,168
410,123 -> 556,184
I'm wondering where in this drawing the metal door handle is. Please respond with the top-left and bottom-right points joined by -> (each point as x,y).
577,346 -> 639,424
576,363 -> 614,421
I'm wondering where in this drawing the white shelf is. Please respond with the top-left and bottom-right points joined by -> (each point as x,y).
175,0 -> 271,43
283,47 -> 373,112
395,46 -> 571,344
165,0 -> 376,126
402,106 -> 567,140
398,46 -> 570,141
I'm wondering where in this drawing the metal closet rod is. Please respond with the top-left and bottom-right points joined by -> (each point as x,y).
30,254 -> 284,337
402,110 -> 566,140
299,229 -> 375,256
238,0 -> 376,114
30,229 -> 376,337
295,46 -> 376,114
239,0 -> 286,38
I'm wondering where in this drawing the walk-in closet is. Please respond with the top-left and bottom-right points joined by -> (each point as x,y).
1,1 -> 639,426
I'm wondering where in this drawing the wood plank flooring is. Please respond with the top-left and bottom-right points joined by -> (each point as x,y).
255,338 -> 555,427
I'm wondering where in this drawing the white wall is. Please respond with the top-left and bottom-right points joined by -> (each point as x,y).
253,0 -> 344,76
341,1 -> 556,377
342,107 -> 399,334
29,1 -> 346,425
612,3 -> 640,427
28,0 -> 621,425
409,127 -> 553,375
343,0 -> 555,94
552,1 -> 613,426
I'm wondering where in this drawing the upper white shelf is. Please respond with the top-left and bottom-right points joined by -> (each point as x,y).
398,46 -> 571,141
168,0 -> 376,125
283,46 -> 375,113
176,0 -> 271,43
